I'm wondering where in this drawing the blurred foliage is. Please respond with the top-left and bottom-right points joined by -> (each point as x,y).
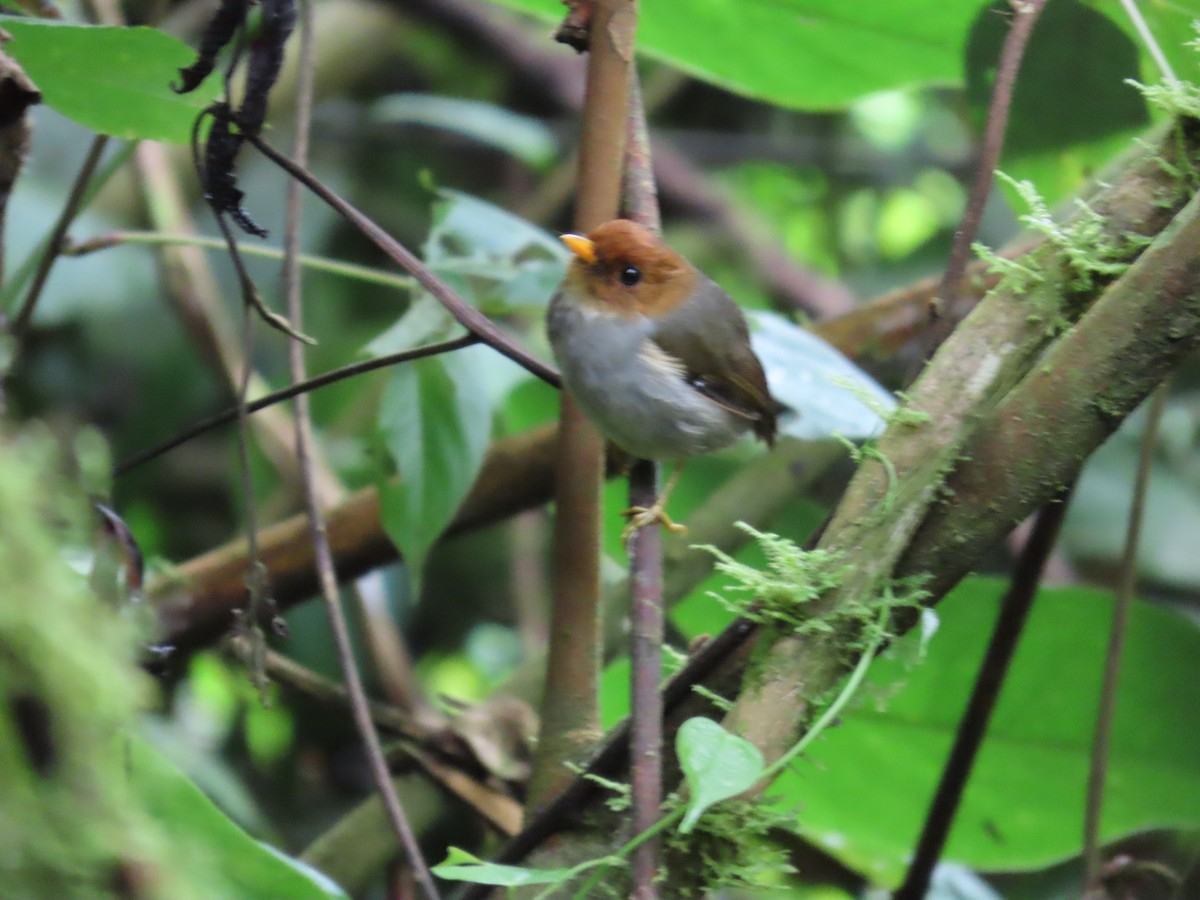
4,0 -> 1200,896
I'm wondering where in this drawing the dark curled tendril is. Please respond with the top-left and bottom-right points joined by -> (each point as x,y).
236,0 -> 295,136
172,0 -> 249,95
199,102 -> 268,238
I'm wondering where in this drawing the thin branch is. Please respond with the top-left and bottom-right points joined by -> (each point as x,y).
244,131 -> 559,388
11,134 -> 108,336
1118,0 -> 1177,87
63,230 -> 417,293
623,75 -> 663,900
280,2 -> 438,895
1082,380 -> 1170,894
115,334 -> 477,475
896,486 -> 1075,900
921,0 -> 1048,366
526,0 -> 638,811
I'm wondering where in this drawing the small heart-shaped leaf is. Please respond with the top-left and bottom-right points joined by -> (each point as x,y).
676,717 -> 765,833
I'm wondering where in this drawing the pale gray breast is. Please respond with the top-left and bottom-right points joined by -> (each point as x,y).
547,294 -> 750,461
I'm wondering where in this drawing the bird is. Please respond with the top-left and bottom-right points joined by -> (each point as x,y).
547,219 -> 778,538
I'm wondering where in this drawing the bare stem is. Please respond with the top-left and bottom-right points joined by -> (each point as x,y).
11,134 -> 108,336
896,486 -> 1074,900
622,75 -> 663,900
280,3 -> 439,896
526,0 -> 638,811
1082,380 -> 1170,894
116,334 -> 477,475
920,0 -> 1048,367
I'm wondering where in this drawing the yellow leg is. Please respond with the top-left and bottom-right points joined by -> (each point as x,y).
622,465 -> 687,541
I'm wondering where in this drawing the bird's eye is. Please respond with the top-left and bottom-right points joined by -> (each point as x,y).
619,265 -> 642,287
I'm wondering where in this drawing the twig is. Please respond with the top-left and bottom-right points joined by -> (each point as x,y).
919,0 -> 1048,369
622,76 -> 663,900
280,3 -> 438,895
115,334 -> 477,474
895,485 -> 1075,900
11,134 -> 108,336
1082,380 -> 1170,894
244,131 -> 559,388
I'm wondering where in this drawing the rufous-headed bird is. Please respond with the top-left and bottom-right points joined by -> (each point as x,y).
548,219 -> 778,537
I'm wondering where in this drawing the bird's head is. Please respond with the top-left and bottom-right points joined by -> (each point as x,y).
559,219 -> 696,318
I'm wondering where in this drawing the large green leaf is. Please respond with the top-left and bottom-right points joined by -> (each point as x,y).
484,0 -> 981,110
129,738 -> 348,899
772,577 -> 1200,885
0,18 -> 220,143
377,351 -> 492,585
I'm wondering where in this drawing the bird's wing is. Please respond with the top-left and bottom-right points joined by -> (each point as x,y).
647,277 -> 778,444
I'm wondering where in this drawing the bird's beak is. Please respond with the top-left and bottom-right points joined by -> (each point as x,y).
560,233 -> 596,265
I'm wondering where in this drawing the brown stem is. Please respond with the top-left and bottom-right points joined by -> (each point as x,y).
622,74 -> 663,900
920,0 -> 1048,367
526,0 -> 638,812
116,334 -> 477,474
896,486 -> 1074,900
1082,380 -> 1170,893
281,5 -> 438,894
11,134 -> 108,336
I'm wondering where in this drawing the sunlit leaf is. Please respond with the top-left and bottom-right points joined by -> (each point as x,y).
483,0 -> 979,111
750,311 -> 894,442
0,18 -> 220,143
677,717 -> 765,833
774,577 -> 1200,885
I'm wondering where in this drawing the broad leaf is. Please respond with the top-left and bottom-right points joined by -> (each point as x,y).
377,352 -> 492,585
372,94 -> 559,168
484,0 -> 980,111
676,717 -> 765,833
425,189 -> 568,315
750,311 -> 894,441
773,577 -> 1200,885
129,739 -> 347,899
0,18 -> 220,143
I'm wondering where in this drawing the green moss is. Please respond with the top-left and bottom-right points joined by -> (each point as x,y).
661,799 -> 795,897
0,429 -> 223,899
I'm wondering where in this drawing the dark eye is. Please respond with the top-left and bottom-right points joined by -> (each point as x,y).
619,265 -> 642,287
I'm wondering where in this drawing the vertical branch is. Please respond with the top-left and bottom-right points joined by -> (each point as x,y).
919,0 -> 1048,366
527,0 -> 638,809
895,486 -> 1074,900
1082,381 -> 1170,894
622,75 -> 663,900
279,2 -> 438,897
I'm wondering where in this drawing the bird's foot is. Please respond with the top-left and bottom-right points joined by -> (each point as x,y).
621,503 -> 687,542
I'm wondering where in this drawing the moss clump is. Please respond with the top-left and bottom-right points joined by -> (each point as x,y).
661,798 -> 796,897
695,524 -> 848,635
0,429 -> 224,900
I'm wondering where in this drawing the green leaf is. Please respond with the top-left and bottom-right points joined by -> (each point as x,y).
432,847 -> 574,886
377,352 -> 492,586
750,311 -> 894,441
128,739 -> 348,899
483,0 -> 981,110
425,188 -> 568,315
773,577 -> 1200,885
676,717 -> 765,834
371,94 -> 559,168
0,18 -> 221,143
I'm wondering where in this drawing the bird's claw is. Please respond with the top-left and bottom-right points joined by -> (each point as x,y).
621,504 -> 687,542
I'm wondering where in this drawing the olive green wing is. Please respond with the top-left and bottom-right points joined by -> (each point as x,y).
648,277 -> 778,445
